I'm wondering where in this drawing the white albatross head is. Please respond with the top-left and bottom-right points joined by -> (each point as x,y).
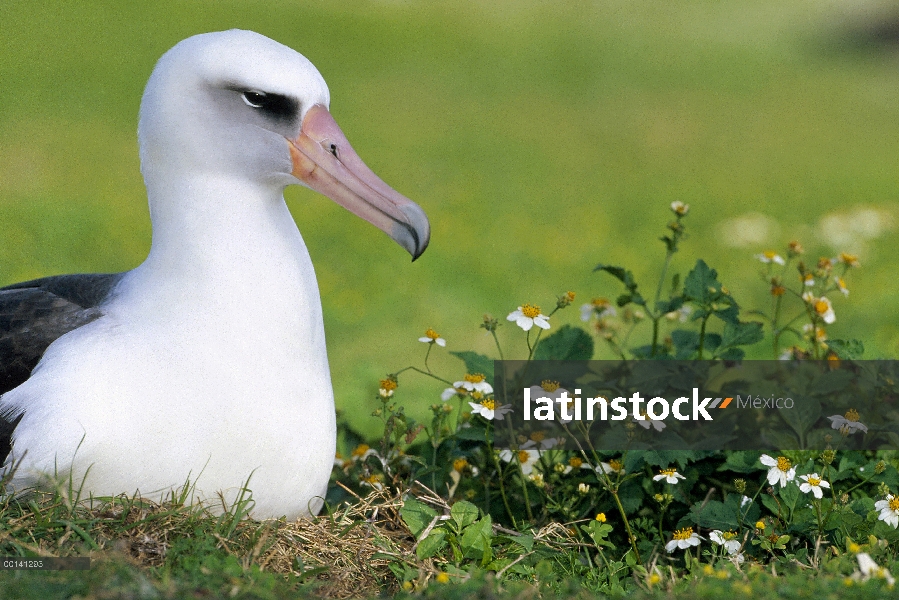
137,29 -> 429,259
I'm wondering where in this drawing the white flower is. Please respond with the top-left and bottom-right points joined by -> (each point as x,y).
835,276 -> 849,296
653,468 -> 686,485
856,552 -> 896,586
635,410 -> 666,431
598,459 -> 626,475
665,527 -> 701,553
798,473 -> 830,499
454,373 -> 493,394
499,448 -> 540,475
469,399 -> 512,421
670,201 -> 689,216
760,454 -> 796,487
507,304 -> 550,331
740,495 -> 753,507
756,250 -> 785,265
528,381 -> 574,422
709,530 -> 742,556
521,434 -> 562,451
875,494 -> 899,528
418,328 -> 446,346
580,298 -> 616,322
577,483 -> 590,494
802,292 -> 836,324
828,409 -> 868,435
563,457 -> 592,474
441,386 -> 466,401
665,305 -> 693,322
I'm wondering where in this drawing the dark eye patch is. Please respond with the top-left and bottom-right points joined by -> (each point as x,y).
236,89 -> 299,123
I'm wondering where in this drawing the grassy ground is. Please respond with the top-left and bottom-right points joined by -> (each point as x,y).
2,1 -> 898,436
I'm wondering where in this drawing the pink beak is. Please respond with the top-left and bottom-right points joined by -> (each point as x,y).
288,104 -> 429,260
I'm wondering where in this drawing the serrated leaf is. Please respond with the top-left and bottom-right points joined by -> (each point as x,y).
683,260 -> 718,304
827,339 -> 865,359
450,351 -> 493,384
719,321 -> 764,349
533,325 -> 594,360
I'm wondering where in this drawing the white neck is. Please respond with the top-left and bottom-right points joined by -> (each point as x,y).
112,171 -> 327,359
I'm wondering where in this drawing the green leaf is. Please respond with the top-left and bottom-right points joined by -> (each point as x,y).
401,498 -> 438,538
778,482 -> 800,513
460,515 -> 493,564
416,528 -> 447,559
683,260 -> 718,304
533,324 -> 594,360
779,396 -> 822,441
595,264 -> 645,306
720,451 -> 762,473
687,500 -> 740,531
827,339 -> 865,359
510,533 -> 534,552
450,351 -> 494,384
719,321 -> 764,350
450,500 -> 479,530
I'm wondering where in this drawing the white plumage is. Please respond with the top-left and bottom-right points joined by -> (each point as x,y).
0,30 -> 429,519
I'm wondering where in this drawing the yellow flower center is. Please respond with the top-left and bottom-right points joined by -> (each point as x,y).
672,527 -> 694,541
453,458 -> 469,472
470,391 -> 484,401
776,456 -> 792,472
529,431 -> 546,442
565,291 -> 576,301
839,252 -> 859,266
436,572 -> 450,584
380,379 -> 397,391
890,496 -> 899,512
517,450 -> 531,464
569,457 -> 583,468
595,512 -> 607,522
609,459 -> 623,472
364,473 -> 383,484
845,408 -> 859,422
464,373 -> 485,384
721,531 -> 737,541
480,399 -> 496,411
540,380 -> 560,392
807,476 -> 821,487
352,444 -> 370,457
521,304 -> 541,318
424,328 -> 440,340
814,299 -> 829,315
592,297 -> 610,308
755,521 -> 766,529
660,468 -> 677,477
763,251 -> 777,260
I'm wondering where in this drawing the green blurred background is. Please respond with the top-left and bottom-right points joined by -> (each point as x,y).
2,1 -> 897,436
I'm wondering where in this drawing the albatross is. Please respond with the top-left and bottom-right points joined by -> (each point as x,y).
0,30 -> 429,519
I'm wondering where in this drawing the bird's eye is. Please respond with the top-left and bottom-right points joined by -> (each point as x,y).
242,90 -> 268,108
329,143 -> 339,159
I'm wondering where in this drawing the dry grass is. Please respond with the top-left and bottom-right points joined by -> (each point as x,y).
0,481 -> 580,598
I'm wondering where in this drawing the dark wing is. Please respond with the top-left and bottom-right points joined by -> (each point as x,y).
0,273 -> 124,461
